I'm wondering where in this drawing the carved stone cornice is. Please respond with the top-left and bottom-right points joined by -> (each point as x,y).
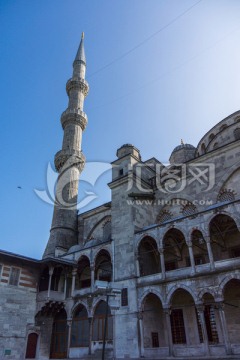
54,150 -> 86,173
66,77 -> 89,97
61,109 -> 88,131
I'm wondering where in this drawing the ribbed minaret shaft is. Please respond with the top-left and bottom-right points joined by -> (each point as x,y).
43,33 -> 89,258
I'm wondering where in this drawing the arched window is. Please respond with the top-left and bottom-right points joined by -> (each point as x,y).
191,230 -> 209,266
170,289 -> 201,345
142,293 -> 166,348
181,203 -> 196,216
234,128 -> 240,140
138,237 -> 160,276
71,305 -> 89,347
157,210 -> 172,224
218,189 -> 235,203
208,133 -> 215,142
201,143 -> 206,154
223,279 -> 240,343
163,229 -> 187,270
94,250 -> 112,282
209,214 -> 240,261
93,301 -> 112,341
76,256 -> 91,289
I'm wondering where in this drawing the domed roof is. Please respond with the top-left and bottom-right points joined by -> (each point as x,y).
172,143 -> 196,153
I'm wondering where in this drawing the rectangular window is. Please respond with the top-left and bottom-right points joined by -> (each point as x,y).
9,267 -> 20,286
151,332 -> 159,347
170,309 -> 186,344
121,288 -> 128,306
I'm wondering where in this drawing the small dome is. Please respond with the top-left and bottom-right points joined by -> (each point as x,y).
172,143 -> 196,153
169,143 -> 196,164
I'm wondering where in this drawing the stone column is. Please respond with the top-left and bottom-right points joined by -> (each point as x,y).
63,272 -> 67,299
71,269 -> 77,297
136,254 -> 140,277
137,312 -> 144,357
196,304 -> 210,355
90,265 -> 95,290
47,267 -> 54,298
88,317 -> 93,355
206,239 -> 215,270
216,302 -> 232,355
188,242 -> 196,274
163,307 -> 173,356
67,318 -> 72,358
159,248 -> 166,279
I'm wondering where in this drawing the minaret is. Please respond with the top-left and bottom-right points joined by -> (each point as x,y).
43,33 -> 89,258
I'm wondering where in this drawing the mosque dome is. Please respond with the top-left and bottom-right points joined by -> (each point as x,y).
169,141 -> 196,164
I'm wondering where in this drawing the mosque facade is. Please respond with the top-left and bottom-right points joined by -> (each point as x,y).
1,36 -> 240,359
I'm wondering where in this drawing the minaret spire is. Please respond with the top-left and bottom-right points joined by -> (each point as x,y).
43,35 -> 89,258
74,32 -> 86,65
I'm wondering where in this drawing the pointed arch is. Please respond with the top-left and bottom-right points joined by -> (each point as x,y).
71,303 -> 89,347
166,284 -> 197,306
139,289 -> 164,311
209,213 -> 240,261
76,255 -> 91,289
138,236 -> 160,276
94,249 -> 112,282
92,300 -> 113,342
162,228 -> 188,271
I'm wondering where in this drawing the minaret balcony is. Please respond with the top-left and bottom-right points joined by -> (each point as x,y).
61,108 -> 88,131
54,149 -> 86,173
66,77 -> 89,97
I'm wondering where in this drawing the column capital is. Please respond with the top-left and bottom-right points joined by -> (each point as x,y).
72,269 -> 78,276
163,307 -> 172,316
215,301 -> 225,310
196,304 -> 205,313
159,247 -> 164,254
137,311 -> 143,320
67,318 -> 72,327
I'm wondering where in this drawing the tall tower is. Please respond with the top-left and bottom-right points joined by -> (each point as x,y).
43,33 -> 89,258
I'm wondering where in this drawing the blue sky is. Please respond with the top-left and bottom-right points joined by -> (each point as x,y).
1,0 -> 240,258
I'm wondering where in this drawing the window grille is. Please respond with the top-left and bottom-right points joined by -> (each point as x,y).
170,309 -> 186,344
195,309 -> 203,343
151,332 -> 159,348
204,305 -> 219,344
218,189 -> 235,202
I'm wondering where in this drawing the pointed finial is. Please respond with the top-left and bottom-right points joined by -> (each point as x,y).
74,33 -> 86,64
181,139 -> 184,145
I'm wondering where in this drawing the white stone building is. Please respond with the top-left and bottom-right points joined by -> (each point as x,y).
1,35 -> 240,359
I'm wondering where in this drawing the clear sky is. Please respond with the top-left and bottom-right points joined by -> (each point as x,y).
1,0 -> 240,259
